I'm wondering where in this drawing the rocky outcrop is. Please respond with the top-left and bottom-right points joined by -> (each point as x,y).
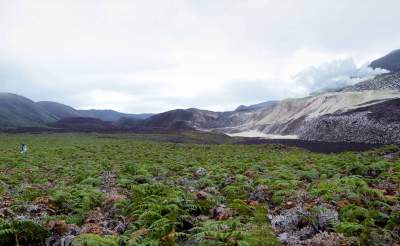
342,72 -> 400,92
370,49 -> 400,72
269,205 -> 340,245
299,99 -> 400,144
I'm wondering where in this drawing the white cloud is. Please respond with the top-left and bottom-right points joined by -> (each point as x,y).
293,59 -> 389,93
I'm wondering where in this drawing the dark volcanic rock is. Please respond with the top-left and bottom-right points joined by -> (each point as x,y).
48,117 -> 118,131
342,72 -> 400,92
300,99 -> 400,144
370,49 -> 400,72
119,108 -> 221,131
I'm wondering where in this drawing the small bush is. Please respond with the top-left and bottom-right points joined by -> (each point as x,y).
336,222 -> 363,236
0,219 -> 49,245
71,234 -> 120,246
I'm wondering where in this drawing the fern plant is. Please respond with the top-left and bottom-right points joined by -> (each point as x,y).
0,219 -> 49,246
71,234 -> 120,246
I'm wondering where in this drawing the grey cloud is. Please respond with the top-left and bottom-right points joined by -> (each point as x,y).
293,58 -> 388,93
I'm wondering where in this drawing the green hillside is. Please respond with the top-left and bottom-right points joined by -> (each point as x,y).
0,93 -> 57,128
36,101 -> 82,119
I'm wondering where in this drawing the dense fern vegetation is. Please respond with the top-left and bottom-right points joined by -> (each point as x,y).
0,133 -> 399,245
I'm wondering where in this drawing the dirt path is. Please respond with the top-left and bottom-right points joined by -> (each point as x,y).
79,170 -> 129,235
101,171 -> 118,194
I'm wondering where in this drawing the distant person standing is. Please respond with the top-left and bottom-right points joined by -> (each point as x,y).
20,144 -> 28,155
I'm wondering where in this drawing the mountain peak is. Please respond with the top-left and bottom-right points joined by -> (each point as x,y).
370,49 -> 400,72
0,92 -> 33,101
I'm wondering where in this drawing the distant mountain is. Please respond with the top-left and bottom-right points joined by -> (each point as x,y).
235,101 -> 278,111
48,117 -> 117,131
143,108 -> 220,129
209,90 -> 400,136
0,93 -> 57,128
370,49 -> 400,72
0,95 -> 153,129
78,109 -> 153,122
118,90 -> 400,138
36,101 -> 82,119
36,101 -> 153,122
118,108 -> 221,130
117,48 -> 400,143
114,50 -> 400,144
2,49 -> 400,144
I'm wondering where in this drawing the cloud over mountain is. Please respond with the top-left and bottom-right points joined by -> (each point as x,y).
294,58 -> 388,93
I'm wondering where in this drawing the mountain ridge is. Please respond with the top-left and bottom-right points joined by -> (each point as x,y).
37,101 -> 153,122
0,93 -> 57,128
1,49 -> 400,144
0,95 -> 153,128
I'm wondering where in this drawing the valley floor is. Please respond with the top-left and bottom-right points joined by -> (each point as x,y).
0,133 -> 399,245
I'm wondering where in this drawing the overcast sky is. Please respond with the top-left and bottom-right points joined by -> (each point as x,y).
1,0 -> 399,113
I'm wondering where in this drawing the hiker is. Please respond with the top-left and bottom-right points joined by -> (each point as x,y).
20,144 -> 28,155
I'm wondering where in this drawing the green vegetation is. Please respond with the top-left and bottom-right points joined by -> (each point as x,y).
0,93 -> 57,129
0,133 -> 399,245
